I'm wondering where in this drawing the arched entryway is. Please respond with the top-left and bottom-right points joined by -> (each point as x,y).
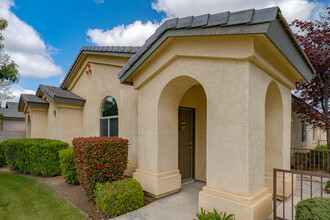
157,76 -> 207,182
265,81 -> 283,190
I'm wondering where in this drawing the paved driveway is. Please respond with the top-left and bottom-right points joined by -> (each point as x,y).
114,181 -> 205,220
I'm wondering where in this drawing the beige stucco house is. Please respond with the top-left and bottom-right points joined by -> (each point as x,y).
0,102 -> 25,132
18,7 -> 315,219
291,95 -> 327,149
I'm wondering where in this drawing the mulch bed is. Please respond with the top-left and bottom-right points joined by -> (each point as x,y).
0,167 -> 153,220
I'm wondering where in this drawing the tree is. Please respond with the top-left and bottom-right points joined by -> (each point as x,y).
0,81 -> 14,107
0,18 -> 19,83
291,8 -> 330,171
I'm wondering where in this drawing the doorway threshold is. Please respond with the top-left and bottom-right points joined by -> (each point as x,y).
181,178 -> 195,186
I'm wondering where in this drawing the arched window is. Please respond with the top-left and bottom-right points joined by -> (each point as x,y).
100,97 -> 118,137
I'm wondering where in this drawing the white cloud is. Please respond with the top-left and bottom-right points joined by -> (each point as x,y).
1,85 -> 35,106
87,20 -> 160,46
0,0 -> 62,78
152,0 -> 326,22
87,0 -> 327,46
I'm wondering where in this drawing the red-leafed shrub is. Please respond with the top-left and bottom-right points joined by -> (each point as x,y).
72,137 -> 129,200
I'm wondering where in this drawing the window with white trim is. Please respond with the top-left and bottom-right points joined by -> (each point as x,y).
100,97 -> 118,137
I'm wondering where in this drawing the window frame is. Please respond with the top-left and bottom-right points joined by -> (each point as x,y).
302,121 -> 307,142
99,97 -> 119,137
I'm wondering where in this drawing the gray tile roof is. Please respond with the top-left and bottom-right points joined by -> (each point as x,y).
21,94 -> 48,104
5,102 -> 19,109
118,7 -> 314,83
60,46 -> 139,89
0,102 -> 25,119
18,94 -> 49,112
37,84 -> 85,105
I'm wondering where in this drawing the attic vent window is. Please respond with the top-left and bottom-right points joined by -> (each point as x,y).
54,110 -> 56,119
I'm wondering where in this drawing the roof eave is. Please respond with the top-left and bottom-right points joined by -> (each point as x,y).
2,116 -> 25,120
119,23 -> 271,83
118,7 -> 315,84
53,96 -> 86,106
60,49 -> 136,89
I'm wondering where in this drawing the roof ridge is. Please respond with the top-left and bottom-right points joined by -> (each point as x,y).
118,7 -> 280,81
60,45 -> 140,89
118,6 -> 314,83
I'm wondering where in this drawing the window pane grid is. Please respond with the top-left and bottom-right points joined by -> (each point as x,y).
100,96 -> 119,137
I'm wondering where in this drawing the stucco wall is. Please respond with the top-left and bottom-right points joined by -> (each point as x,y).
2,119 -> 25,131
28,107 -> 48,138
130,35 -> 301,219
68,55 -> 138,175
45,97 -> 61,140
0,131 -> 26,142
291,111 -> 326,148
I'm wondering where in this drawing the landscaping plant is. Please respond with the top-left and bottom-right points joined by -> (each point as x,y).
59,147 -> 79,184
0,142 -> 6,166
325,180 -> 330,194
72,136 -> 128,200
295,197 -> 330,219
2,138 -> 69,176
196,208 -> 235,220
291,8 -> 330,172
94,178 -> 144,217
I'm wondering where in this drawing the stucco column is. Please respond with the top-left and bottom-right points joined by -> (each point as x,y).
199,63 -> 272,220
133,79 -> 185,198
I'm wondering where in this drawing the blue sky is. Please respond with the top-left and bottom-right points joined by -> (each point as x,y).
6,0 -> 164,91
0,0 -> 328,101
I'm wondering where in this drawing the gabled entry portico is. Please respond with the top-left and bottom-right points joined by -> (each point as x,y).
119,7 -> 314,220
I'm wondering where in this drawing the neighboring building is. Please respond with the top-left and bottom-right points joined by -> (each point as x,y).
18,7 -> 314,220
291,96 -> 327,148
0,102 -> 25,131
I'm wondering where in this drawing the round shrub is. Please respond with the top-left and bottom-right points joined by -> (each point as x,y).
73,137 -> 128,200
295,197 -> 330,220
59,147 -> 78,184
3,138 -> 69,176
94,178 -> 144,218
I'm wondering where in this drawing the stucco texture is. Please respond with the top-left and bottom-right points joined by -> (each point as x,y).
130,35 -> 301,219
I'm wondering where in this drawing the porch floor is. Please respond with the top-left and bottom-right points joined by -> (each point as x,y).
114,181 -> 205,220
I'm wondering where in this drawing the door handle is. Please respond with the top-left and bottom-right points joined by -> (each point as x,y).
189,141 -> 193,150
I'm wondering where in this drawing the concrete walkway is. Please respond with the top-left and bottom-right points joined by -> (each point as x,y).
114,181 -> 205,220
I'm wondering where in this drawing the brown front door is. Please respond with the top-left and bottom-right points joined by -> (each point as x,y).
178,107 -> 195,180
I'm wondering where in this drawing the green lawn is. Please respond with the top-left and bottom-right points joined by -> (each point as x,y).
0,173 -> 85,220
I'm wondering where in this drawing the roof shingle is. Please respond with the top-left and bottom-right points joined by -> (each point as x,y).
60,46 -> 139,89
117,6 -> 314,83
37,84 -> 85,105
0,102 -> 25,119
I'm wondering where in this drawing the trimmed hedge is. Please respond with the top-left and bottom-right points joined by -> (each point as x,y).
59,147 -> 78,184
73,137 -> 128,200
295,197 -> 330,219
2,138 -> 69,176
0,142 -> 6,166
94,178 -> 144,217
